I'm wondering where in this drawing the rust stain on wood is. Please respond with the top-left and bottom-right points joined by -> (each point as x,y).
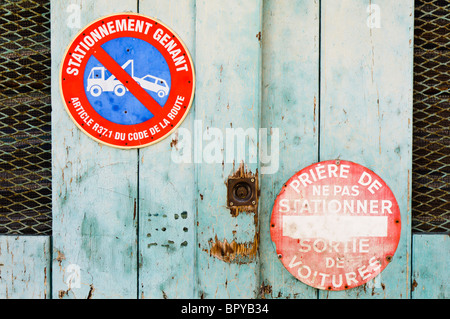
56,251 -> 66,268
44,266 -> 48,299
313,96 -> 317,122
203,162 -> 261,264
228,162 -> 256,180
259,281 -> 273,298
170,132 -> 178,149
58,290 -> 67,299
206,232 -> 259,264
86,284 -> 95,299
412,279 -> 418,292
256,31 -> 262,47
407,169 -> 411,212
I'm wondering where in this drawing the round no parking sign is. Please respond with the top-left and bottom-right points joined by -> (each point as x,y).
60,13 -> 195,148
270,160 -> 401,290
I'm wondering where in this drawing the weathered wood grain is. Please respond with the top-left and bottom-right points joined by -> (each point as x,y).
319,0 -> 414,298
259,0 -> 319,299
137,0 -> 197,299
412,234 -> 449,299
51,0 -> 139,299
36,0 -> 434,300
195,0 -> 262,298
0,236 -> 50,299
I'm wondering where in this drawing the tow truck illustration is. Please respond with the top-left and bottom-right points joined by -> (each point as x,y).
86,59 -> 170,98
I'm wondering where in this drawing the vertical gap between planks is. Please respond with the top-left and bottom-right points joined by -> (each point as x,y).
317,0 -> 322,298
193,0 -> 199,299
410,233 -> 413,299
49,234 -> 53,299
137,147 -> 140,299
258,0 -> 265,297
318,0 -> 322,164
49,0 -> 53,299
136,0 -> 140,300
136,0 -> 140,293
409,5 -> 415,299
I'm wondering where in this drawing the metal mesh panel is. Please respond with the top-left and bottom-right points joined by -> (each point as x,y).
412,0 -> 450,233
0,0 -> 51,235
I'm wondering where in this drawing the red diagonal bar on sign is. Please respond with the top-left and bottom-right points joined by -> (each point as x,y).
92,46 -> 164,118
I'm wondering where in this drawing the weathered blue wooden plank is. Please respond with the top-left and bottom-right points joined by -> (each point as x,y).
0,236 -> 50,299
259,0 -> 319,299
319,0 -> 414,298
51,0 -> 139,299
412,234 -> 449,299
137,0 -> 197,299
195,0 -> 262,298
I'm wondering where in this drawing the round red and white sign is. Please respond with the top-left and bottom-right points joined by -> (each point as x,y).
270,160 -> 401,290
60,13 -> 195,148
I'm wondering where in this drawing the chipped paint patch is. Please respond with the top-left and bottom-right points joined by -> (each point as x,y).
86,284 -> 95,299
260,281 -> 273,298
206,232 -> 259,264
58,290 -> 67,299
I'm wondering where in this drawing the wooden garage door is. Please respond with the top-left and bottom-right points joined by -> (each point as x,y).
1,0 -> 448,300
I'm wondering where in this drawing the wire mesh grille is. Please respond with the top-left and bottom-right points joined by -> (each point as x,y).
412,0 -> 450,233
0,0 -> 51,235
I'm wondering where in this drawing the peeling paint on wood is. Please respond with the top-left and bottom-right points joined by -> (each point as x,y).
0,236 -> 50,299
259,281 -> 273,298
412,235 -> 449,299
196,0 -> 262,298
0,0 -> 422,300
86,284 -> 95,299
207,232 -> 259,264
259,0 -> 319,299
138,0 -> 196,299
319,0 -> 414,299
51,0 -> 139,299
58,290 -> 67,299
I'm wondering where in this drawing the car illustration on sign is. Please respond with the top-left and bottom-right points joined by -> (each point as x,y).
136,75 -> 169,98
86,59 -> 170,98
